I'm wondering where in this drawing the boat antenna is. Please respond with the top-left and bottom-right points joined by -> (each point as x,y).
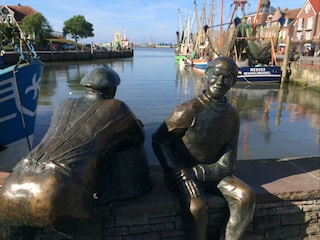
12,66 -> 33,153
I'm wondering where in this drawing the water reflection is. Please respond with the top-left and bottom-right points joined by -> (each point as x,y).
35,48 -> 319,164
175,64 -> 206,103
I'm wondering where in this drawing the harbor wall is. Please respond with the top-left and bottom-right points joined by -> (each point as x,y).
286,57 -> 320,89
1,157 -> 318,240
1,49 -> 134,65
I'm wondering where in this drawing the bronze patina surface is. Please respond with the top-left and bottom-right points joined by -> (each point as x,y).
0,66 -> 152,239
152,57 -> 256,240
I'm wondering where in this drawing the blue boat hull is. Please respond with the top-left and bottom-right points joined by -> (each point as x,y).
237,66 -> 282,83
0,59 -> 44,171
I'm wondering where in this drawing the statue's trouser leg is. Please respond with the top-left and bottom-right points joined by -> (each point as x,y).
217,175 -> 256,240
165,177 -> 208,240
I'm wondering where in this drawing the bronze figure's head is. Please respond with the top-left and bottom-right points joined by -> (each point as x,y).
80,65 -> 121,99
205,57 -> 238,100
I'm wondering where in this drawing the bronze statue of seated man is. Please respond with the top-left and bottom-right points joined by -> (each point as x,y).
0,66 -> 151,240
152,57 -> 256,240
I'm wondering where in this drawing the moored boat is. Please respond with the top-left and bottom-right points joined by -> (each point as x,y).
175,8 -> 195,63
0,5 -> 44,171
0,52 -> 44,171
192,58 -> 207,68
237,65 -> 282,83
206,0 -> 283,83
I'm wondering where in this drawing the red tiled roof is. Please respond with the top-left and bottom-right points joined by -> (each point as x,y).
309,0 -> 320,12
283,8 -> 301,19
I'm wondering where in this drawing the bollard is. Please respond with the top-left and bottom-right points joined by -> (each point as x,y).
281,36 -> 292,82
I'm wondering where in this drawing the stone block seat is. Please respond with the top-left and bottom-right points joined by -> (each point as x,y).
0,156 -> 319,240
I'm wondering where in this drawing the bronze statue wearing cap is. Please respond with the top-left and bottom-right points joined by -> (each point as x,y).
0,66 -> 151,239
152,57 -> 256,240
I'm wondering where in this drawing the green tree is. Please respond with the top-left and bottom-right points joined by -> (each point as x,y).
0,23 -> 20,46
63,15 -> 94,47
21,12 -> 52,47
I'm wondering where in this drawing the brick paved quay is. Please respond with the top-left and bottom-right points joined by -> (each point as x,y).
0,156 -> 319,240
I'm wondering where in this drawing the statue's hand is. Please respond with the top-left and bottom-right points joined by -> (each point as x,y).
169,167 -> 196,183
180,168 -> 196,180
183,178 -> 201,198
169,168 -> 201,198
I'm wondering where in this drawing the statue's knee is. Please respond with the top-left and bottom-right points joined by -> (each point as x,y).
236,187 -> 256,216
242,187 -> 256,207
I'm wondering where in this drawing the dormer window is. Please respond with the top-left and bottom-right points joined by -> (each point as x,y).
0,7 -> 13,23
305,3 -> 311,13
1,7 -> 9,16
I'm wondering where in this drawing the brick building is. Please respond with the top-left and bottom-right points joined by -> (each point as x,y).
243,0 -> 319,55
292,0 -> 320,55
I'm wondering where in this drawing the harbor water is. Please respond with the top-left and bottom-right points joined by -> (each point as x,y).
34,47 -> 320,165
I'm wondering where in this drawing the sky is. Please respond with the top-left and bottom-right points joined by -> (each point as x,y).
5,0 -> 305,44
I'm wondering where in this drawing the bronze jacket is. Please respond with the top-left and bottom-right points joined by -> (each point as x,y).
152,93 -> 240,182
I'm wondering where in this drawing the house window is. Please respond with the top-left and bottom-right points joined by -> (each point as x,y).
297,18 -> 304,31
0,7 -> 14,24
1,7 -> 9,16
306,31 -> 312,40
6,15 -> 13,24
284,19 -> 289,27
305,3 -> 311,13
306,16 -> 313,30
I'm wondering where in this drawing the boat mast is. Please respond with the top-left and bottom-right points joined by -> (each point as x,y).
178,8 -> 182,36
207,0 -> 215,28
198,0 -> 206,49
252,0 -> 263,36
193,0 -> 200,49
219,0 -> 224,45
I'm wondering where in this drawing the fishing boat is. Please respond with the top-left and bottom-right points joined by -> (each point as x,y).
190,0 -> 216,69
234,36 -> 282,83
236,61 -> 282,83
0,6 -> 44,171
192,58 -> 207,68
175,8 -> 195,62
206,0 -> 283,83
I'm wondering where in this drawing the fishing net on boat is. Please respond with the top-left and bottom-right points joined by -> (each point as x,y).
207,28 -> 238,57
246,38 -> 272,64
235,24 -> 274,65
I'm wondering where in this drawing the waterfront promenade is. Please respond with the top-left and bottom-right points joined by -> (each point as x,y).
0,156 -> 319,239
